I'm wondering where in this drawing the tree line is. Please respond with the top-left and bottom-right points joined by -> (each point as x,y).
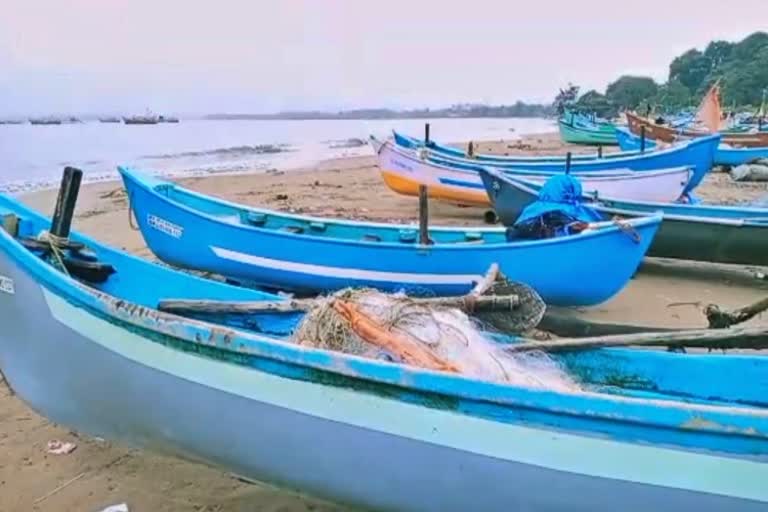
559,31 -> 768,118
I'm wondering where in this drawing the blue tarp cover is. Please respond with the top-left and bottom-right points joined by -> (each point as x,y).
515,174 -> 602,227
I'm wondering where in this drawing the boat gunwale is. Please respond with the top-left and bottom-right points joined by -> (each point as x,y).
382,139 -> 645,178
484,169 -> 768,227
392,130 -> 720,167
120,166 -> 664,252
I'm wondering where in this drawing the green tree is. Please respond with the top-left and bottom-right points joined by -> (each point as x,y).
575,90 -> 614,118
556,31 -> 768,117
669,49 -> 711,94
652,79 -> 693,111
605,76 -> 659,110
721,46 -> 768,106
554,83 -> 580,114
703,40 -> 733,71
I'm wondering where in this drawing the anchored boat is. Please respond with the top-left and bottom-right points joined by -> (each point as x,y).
391,131 -> 719,194
376,140 -> 691,205
616,126 -> 768,167
480,167 -> 768,266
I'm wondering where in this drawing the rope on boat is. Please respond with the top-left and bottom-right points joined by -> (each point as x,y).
36,230 -> 70,276
611,218 -> 641,243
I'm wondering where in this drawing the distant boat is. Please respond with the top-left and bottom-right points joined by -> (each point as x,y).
99,117 -> 121,123
29,118 -> 62,125
123,115 -> 159,125
158,115 -> 180,123
558,110 -> 619,146
0,120 -> 24,125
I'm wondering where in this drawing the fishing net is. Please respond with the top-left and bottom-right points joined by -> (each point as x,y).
292,288 -> 579,393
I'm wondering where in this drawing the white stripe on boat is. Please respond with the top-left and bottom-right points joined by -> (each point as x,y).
210,246 -> 484,285
42,288 -> 768,502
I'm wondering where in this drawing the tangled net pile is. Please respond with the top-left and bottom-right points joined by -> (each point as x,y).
293,288 -> 579,393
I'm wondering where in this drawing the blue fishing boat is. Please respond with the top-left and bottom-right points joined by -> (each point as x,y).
1,192 -> 768,512
479,167 -> 768,266
375,139 -> 691,206
119,167 -> 659,306
393,131 -> 719,194
616,127 -> 768,167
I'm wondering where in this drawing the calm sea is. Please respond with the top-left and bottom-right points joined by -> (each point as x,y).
0,117 -> 555,194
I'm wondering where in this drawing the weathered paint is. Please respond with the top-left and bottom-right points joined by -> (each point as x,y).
2,194 -> 768,510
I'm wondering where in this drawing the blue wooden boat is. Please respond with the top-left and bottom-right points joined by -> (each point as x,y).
1,193 -> 768,511
616,127 -> 768,167
479,167 -> 768,266
393,131 -> 720,194
376,139 -> 691,206
119,167 -> 659,306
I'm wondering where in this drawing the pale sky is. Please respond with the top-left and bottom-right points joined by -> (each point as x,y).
1,0 -> 765,116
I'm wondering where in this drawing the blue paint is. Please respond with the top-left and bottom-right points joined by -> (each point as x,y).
616,127 -> 768,167
392,130 -> 719,193
0,192 -> 767,445
2,193 -> 768,510
119,167 -> 661,307
479,167 -> 768,266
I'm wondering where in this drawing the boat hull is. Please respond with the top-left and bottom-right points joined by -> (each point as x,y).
394,133 -> 718,195
378,143 -> 690,205
480,169 -> 768,266
616,127 -> 768,167
0,253 -> 767,512
558,120 -> 619,145
626,112 -> 768,148
122,168 -> 659,306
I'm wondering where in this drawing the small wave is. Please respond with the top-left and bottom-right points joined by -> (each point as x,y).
141,144 -> 294,160
326,138 -> 367,149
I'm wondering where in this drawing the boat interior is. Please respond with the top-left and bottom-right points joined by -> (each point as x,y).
2,192 -> 768,417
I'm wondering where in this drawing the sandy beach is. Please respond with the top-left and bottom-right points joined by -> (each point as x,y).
4,132 -> 768,511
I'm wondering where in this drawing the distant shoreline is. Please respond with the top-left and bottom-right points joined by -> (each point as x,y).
204,106 -> 554,121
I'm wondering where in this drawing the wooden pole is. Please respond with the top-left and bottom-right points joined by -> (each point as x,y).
159,294 -> 521,316
640,126 -> 646,153
418,184 -> 430,245
424,123 -> 431,144
50,166 -> 83,242
505,325 -> 768,353
565,152 -> 572,174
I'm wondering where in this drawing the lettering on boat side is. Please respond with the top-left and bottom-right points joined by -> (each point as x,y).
147,214 -> 183,239
392,159 -> 414,172
0,275 -> 15,295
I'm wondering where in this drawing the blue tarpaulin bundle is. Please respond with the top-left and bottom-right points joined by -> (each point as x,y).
514,174 -> 602,231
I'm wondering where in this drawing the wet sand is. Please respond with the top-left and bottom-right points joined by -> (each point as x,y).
4,132 -> 768,511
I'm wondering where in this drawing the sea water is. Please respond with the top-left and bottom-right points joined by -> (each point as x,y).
0,117 -> 554,194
